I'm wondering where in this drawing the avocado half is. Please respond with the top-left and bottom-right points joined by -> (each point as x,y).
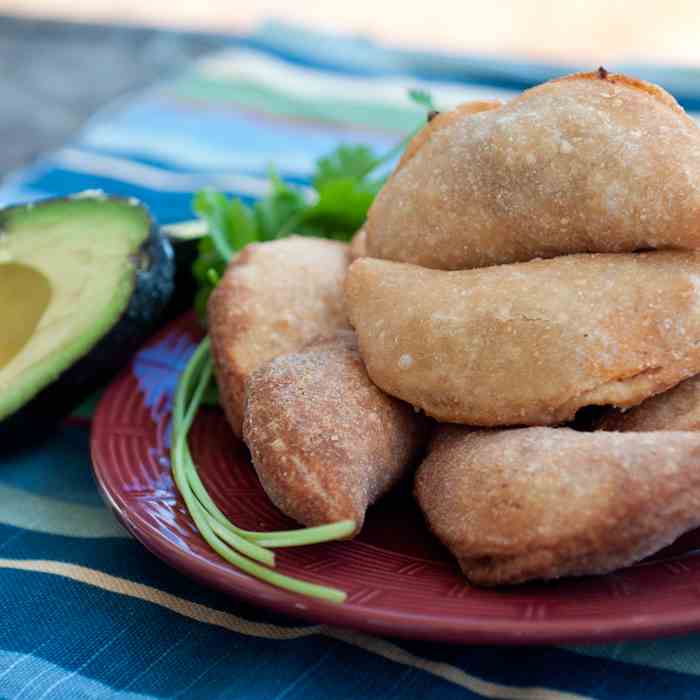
0,193 -> 174,439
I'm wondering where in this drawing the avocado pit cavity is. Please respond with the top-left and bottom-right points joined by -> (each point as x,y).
0,262 -> 51,370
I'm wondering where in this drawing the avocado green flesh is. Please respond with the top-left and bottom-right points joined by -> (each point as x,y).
0,263 -> 52,370
0,197 -> 150,421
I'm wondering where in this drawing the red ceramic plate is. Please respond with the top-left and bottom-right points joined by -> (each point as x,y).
92,313 -> 700,645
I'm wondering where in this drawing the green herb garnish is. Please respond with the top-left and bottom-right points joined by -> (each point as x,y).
191,150 -> 382,319
407,88 -> 437,111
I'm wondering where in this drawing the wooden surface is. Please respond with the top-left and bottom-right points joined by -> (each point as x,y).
2,0 -> 700,64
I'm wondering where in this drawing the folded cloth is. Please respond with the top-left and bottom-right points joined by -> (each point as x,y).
2,20 -> 700,700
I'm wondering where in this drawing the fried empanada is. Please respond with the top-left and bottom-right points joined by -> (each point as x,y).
600,374 -> 700,431
209,236 -> 350,437
415,426 -> 700,585
243,332 -> 427,531
345,253 -> 700,426
366,71 -> 700,270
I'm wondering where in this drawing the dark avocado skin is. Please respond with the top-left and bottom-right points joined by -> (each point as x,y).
166,234 -> 199,318
0,196 -> 175,448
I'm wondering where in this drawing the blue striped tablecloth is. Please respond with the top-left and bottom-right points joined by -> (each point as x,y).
3,21 -> 700,700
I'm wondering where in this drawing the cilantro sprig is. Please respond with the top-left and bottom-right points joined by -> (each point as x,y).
191,149 -> 382,318
407,88 -> 437,111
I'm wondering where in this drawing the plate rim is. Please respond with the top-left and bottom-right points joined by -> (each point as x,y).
90,314 -> 700,645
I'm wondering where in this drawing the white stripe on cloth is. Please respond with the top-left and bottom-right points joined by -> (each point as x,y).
196,49 -> 519,108
0,558 -> 591,700
77,128 -> 355,179
0,484 -> 127,539
51,148 -> 316,199
193,48 -> 700,124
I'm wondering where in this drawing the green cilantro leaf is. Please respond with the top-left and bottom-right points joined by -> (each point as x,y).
300,177 -> 380,240
193,191 -> 232,261
194,190 -> 257,257
313,145 -> 379,190
254,173 -> 307,241
191,191 -> 259,319
408,88 -> 436,111
192,233 -> 226,320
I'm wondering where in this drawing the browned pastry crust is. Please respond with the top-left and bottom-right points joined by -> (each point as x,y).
243,331 -> 427,531
365,71 -> 700,270
345,253 -> 700,426
394,100 -> 502,175
600,374 -> 700,431
208,236 -> 350,437
345,103 -> 502,267
415,425 -> 700,585
555,69 -> 691,117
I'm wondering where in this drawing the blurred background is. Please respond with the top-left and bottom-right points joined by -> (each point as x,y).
4,0 -> 700,63
1,1 -> 699,174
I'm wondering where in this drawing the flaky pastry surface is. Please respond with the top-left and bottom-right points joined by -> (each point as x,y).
366,71 -> 700,270
208,236 -> 350,436
416,426 -> 700,585
243,332 -> 427,530
346,253 -> 700,426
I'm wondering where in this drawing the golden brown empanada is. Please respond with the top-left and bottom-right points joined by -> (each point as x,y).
209,236 -> 350,437
345,253 -> 700,426
243,332 -> 427,531
366,71 -> 700,270
415,425 -> 700,585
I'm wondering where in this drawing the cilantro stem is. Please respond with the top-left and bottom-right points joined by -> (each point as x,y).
173,344 -> 274,566
183,421 -> 354,548
186,479 -> 344,602
185,452 -> 276,566
253,520 -> 356,548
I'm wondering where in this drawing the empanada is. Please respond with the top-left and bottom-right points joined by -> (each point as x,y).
243,332 -> 427,531
366,71 -> 700,270
415,426 -> 700,585
346,253 -> 700,426
209,236 -> 350,437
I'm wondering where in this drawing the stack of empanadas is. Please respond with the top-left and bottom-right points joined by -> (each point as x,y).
346,69 -> 700,584
210,69 -> 700,587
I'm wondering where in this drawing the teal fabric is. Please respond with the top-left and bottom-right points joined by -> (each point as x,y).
3,22 -> 700,699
